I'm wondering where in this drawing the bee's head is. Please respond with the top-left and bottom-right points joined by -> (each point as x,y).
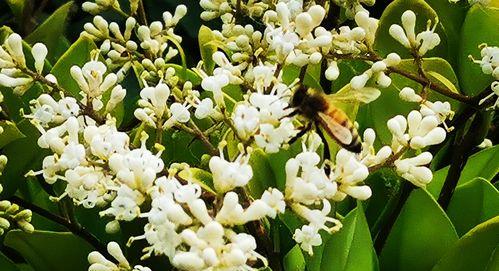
290,86 -> 308,108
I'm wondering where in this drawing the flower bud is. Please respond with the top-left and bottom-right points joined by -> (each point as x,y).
389,24 -> 410,48
32,43 -> 48,73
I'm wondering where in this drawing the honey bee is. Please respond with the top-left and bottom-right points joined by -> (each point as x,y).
290,85 -> 380,153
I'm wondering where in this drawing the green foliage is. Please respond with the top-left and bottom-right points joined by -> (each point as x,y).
428,145 -> 499,197
25,1 -> 73,62
4,230 -> 94,271
0,120 -> 24,148
284,245 -> 306,271
321,203 -> 379,271
379,189 -> 458,271
432,216 -> 499,271
0,251 -> 20,271
446,178 -> 499,236
50,36 -> 98,98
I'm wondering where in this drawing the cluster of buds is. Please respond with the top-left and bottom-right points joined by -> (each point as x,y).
71,58 -> 126,113
389,10 -> 441,56
350,52 -> 401,91
0,201 -> 34,235
82,16 -> 137,76
332,0 -> 375,18
200,0 -> 270,21
88,242 -> 151,271
329,11 -> 379,56
0,33 -> 52,95
82,0 -> 121,15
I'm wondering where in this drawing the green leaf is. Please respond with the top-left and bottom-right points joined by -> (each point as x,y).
284,245 -> 306,271
198,25 -> 217,74
428,145 -> 499,197
432,216 -> 499,271
25,1 -> 73,62
321,203 -> 379,271
0,120 -> 49,197
247,149 -> 277,198
0,120 -> 25,148
282,64 -> 322,90
0,251 -> 20,271
446,178 -> 499,236
379,189 -> 458,271
458,6 -> 499,95
6,0 -> 26,22
374,0 -> 447,60
50,36 -> 97,98
4,230 -> 94,271
268,140 -> 306,191
164,64 -> 201,85
178,167 -> 216,194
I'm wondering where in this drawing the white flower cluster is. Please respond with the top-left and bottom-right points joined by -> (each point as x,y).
0,33 -> 53,95
71,59 -> 126,113
200,0 -> 271,20
389,10 -> 441,56
284,133 -> 374,254
88,241 -> 151,271
386,105 -> 451,187
472,45 -> 499,109
83,0 -> 121,15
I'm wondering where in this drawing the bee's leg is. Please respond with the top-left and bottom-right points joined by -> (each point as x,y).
315,124 -> 331,162
288,121 -> 312,146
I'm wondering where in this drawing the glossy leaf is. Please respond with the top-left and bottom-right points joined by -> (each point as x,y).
379,189 -> 458,271
0,120 -> 25,148
25,1 -> 73,62
178,167 -> 216,194
0,120 -> 49,197
4,230 -> 94,271
284,245 -> 306,271
248,149 -> 277,198
0,251 -> 20,271
446,178 -> 499,236
50,36 -> 97,98
198,25 -> 217,74
458,6 -> 499,95
428,145 -> 499,197
432,216 -> 499,271
321,203 -> 379,271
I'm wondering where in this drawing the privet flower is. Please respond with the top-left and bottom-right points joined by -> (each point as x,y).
389,10 -> 441,56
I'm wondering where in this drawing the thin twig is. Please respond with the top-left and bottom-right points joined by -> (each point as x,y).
8,196 -> 111,259
437,112 -> 487,209
374,181 -> 415,253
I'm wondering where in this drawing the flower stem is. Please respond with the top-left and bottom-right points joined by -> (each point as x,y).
373,181 -> 415,253
437,112 -> 488,209
8,195 -> 111,259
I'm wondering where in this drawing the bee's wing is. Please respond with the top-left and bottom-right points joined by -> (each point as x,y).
317,111 -> 353,145
329,85 -> 381,104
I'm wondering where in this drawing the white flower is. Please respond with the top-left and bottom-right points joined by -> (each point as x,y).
389,10 -> 440,56
232,104 -> 259,140
399,87 -> 423,102
31,43 -> 48,73
195,98 -> 215,119
394,152 -> 433,187
100,185 -> 143,221
293,225 -> 322,255
261,188 -> 286,218
209,150 -> 253,193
